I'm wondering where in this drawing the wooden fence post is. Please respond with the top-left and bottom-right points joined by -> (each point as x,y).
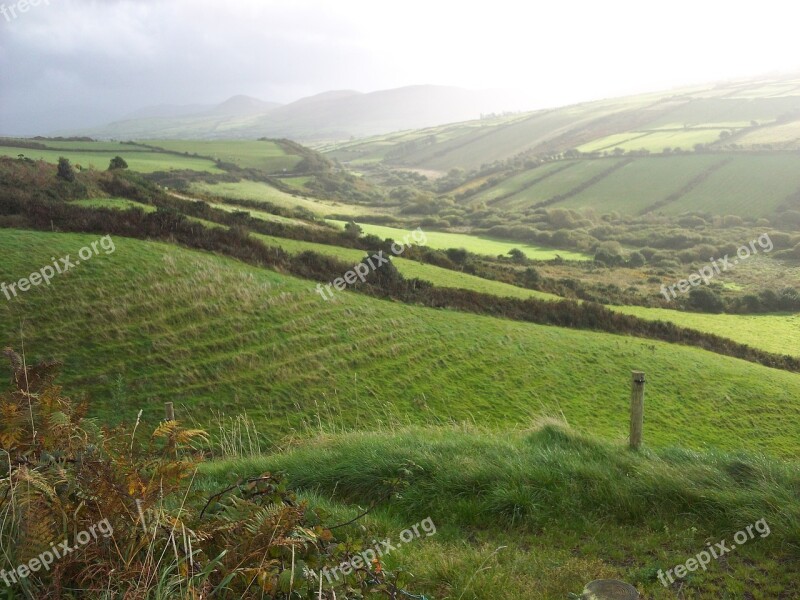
165,402 -> 175,421
630,371 -> 645,450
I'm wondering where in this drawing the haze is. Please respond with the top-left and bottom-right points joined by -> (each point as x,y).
1,0 -> 798,135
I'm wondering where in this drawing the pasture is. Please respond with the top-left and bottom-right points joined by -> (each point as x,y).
3,230 -> 800,457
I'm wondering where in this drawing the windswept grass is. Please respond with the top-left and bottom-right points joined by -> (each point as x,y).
199,424 -> 800,599
2,230 -> 800,457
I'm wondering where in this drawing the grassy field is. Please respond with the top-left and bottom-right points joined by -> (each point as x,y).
469,161 -> 575,203
37,196 -> 800,356
556,154 -> 721,213
463,153 -> 800,218
663,154 -> 800,217
34,141 -> 154,152
479,159 -> 623,210
197,425 -> 800,599
579,128 -> 732,154
612,305 -> 800,358
738,119 -> 800,149
189,180 -> 372,217
0,145 -> 223,173
328,220 -> 591,260
141,139 -> 303,172
3,230 -> 800,458
207,201 -> 309,225
69,197 -> 157,213
251,232 -> 558,300
256,230 -> 800,356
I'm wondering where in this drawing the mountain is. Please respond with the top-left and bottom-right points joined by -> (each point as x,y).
206,95 -> 281,117
123,103 -> 216,120
79,86 -> 523,141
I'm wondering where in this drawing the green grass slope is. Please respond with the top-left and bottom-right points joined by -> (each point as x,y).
2,230 -> 800,457
327,220 -> 590,260
467,153 -> 800,217
140,139 -> 303,173
199,425 -> 800,598
0,145 -> 223,173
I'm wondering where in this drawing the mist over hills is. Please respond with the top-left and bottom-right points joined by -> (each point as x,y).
80,85 -> 524,141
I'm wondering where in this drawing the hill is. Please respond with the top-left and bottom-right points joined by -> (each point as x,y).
327,74 -> 800,172
3,230 -> 800,457
82,86 -> 518,141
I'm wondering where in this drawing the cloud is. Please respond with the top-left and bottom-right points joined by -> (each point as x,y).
1,0 -> 798,135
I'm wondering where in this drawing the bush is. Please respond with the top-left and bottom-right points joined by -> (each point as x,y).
688,287 -> 724,313
108,156 -> 128,171
56,157 -> 75,182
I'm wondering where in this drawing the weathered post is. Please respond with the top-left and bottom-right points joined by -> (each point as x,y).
629,371 -> 645,450
165,402 -> 175,421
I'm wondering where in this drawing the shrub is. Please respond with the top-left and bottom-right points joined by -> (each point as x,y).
56,157 -> 75,182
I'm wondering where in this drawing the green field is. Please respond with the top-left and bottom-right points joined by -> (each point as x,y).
251,232 -> 558,300
580,128 -> 732,153
479,159 -> 623,210
141,139 -> 303,172
190,180 -> 372,217
0,145 -> 223,173
612,305 -> 800,358
69,197 -> 157,213
208,201 -> 309,226
3,230 -> 800,458
556,155 -> 721,213
328,220 -> 591,260
738,119 -> 800,149
661,154 -> 800,217
470,161 -> 574,203
255,228 -> 800,357
35,141 -> 154,152
460,153 -> 800,218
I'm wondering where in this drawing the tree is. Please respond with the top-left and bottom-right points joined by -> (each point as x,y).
56,156 -> 75,182
523,267 -> 541,287
688,287 -> 724,313
108,155 -> 128,170
343,221 -> 363,239
508,248 -> 526,264
446,248 -> 469,267
628,251 -> 646,267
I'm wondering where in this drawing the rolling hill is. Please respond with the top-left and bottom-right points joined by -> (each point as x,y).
324,74 -> 800,221
82,86 -> 520,141
3,229 -> 800,458
327,74 -> 800,172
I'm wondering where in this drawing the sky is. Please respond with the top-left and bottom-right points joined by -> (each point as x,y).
1,0 -> 799,135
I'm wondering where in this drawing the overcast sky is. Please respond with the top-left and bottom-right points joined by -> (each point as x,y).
1,0 -> 798,135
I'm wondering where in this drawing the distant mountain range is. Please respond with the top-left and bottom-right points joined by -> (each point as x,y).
80,86 -> 526,141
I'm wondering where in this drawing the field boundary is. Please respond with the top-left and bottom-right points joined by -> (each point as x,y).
533,158 -> 633,209
638,157 -> 734,215
487,162 -> 577,206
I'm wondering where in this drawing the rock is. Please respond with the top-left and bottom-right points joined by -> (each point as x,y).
581,579 -> 639,600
